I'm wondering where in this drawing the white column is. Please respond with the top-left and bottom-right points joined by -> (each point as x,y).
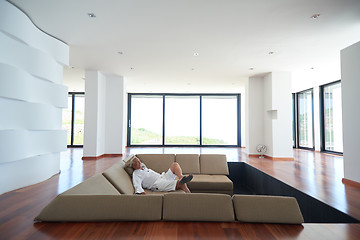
245,72 -> 293,159
83,71 -> 126,158
341,41 -> 360,183
105,75 -> 126,154
264,72 -> 293,158
83,70 -> 106,157
0,1 -> 69,194
245,77 -> 264,155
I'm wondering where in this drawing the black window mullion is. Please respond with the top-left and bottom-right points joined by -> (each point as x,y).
319,87 -> 325,152
162,95 -> 165,146
70,93 -> 75,146
199,96 -> 202,146
237,94 -> 241,147
127,94 -> 132,146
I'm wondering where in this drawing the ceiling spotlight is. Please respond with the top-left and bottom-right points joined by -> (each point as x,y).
87,13 -> 96,18
193,52 -> 199,56
311,14 -> 320,19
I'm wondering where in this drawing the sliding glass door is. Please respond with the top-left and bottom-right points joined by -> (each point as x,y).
297,89 -> 314,149
321,81 -> 343,153
128,94 -> 240,146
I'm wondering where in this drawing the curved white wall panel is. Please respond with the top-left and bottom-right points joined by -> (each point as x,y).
0,153 -> 60,194
0,32 -> 63,84
0,1 -> 69,66
0,64 -> 67,108
0,98 -> 62,130
0,130 -> 66,164
0,1 -> 69,194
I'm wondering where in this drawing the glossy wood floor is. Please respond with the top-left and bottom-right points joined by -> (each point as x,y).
1,147 -> 360,240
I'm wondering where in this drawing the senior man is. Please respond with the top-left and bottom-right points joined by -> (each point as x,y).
131,157 -> 193,194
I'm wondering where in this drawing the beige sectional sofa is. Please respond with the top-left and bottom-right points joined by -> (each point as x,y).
34,154 -> 304,224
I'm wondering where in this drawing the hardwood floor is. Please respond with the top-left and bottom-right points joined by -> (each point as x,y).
0,147 -> 360,240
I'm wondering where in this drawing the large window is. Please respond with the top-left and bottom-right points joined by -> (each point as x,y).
296,89 -> 314,149
202,96 -> 238,145
127,94 -> 240,146
165,96 -> 200,145
130,95 -> 163,145
62,92 -> 85,147
320,81 -> 343,153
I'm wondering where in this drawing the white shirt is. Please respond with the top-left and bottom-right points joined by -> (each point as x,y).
132,165 -> 161,194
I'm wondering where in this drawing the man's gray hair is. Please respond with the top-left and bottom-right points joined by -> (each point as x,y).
129,157 -> 138,168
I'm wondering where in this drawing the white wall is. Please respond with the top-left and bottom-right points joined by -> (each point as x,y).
0,1 -> 69,194
83,71 -> 126,157
341,41 -> 360,183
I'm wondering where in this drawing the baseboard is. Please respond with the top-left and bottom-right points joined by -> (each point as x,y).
82,153 -> 123,160
342,178 -> 360,189
248,154 -> 294,161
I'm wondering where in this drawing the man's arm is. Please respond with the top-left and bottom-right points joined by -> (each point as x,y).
132,171 -> 145,194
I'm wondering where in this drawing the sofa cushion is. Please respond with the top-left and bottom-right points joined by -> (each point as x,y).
103,162 -> 134,194
34,195 -> 163,222
62,174 -> 121,195
200,154 -> 229,175
136,154 -> 175,173
163,193 -> 235,222
187,174 -> 233,193
232,195 -> 304,224
123,154 -> 137,176
175,154 -> 200,174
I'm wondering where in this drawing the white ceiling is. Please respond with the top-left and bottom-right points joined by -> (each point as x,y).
8,0 -> 360,93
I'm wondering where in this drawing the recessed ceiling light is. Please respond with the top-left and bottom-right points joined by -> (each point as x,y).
249,67 -> 254,70
193,52 -> 199,56
311,14 -> 320,19
268,51 -> 274,55
117,51 -> 123,55
310,67 -> 315,70
87,13 -> 96,18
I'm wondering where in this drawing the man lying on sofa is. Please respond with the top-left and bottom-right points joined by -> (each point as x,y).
131,157 -> 193,194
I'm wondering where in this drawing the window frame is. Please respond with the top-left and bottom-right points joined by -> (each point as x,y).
65,92 -> 85,148
296,88 -> 315,150
127,93 -> 241,147
319,80 -> 343,155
